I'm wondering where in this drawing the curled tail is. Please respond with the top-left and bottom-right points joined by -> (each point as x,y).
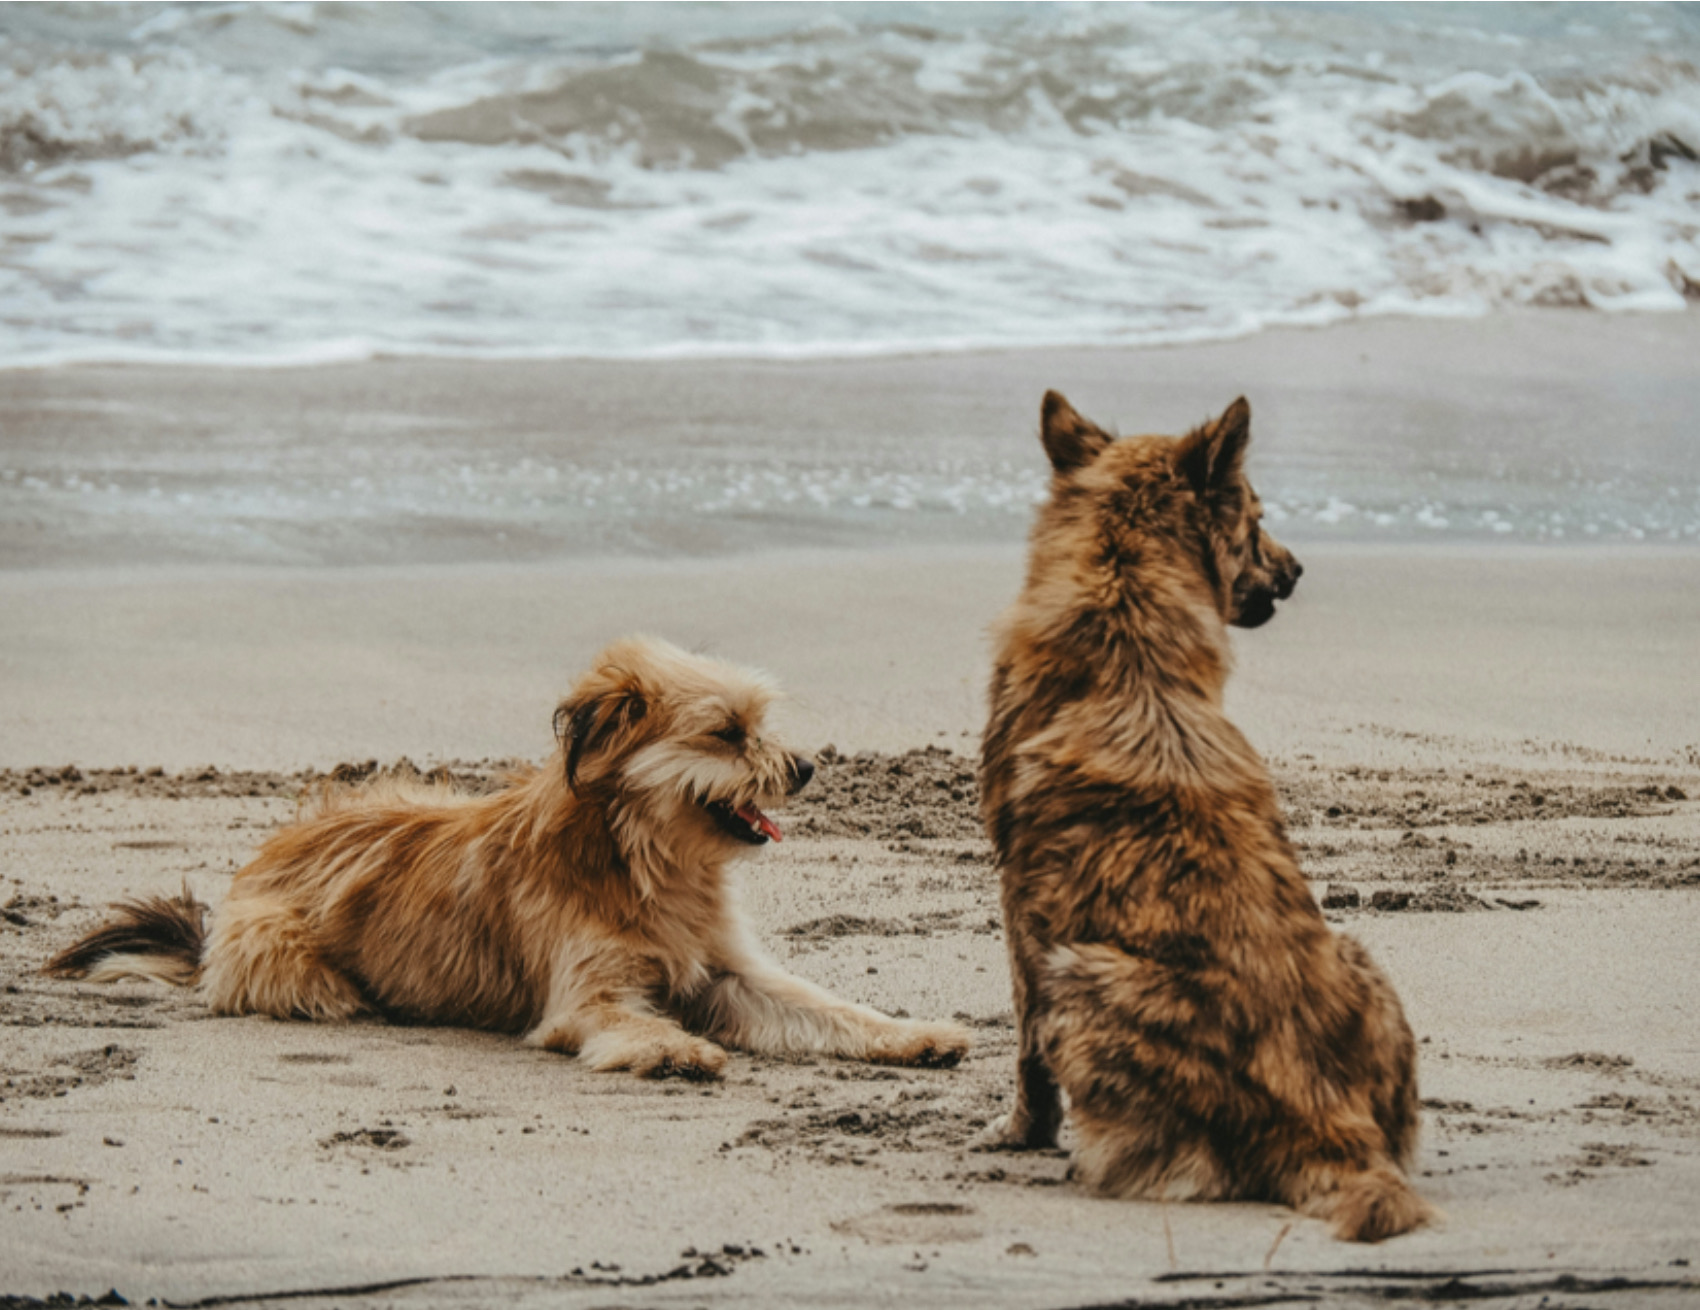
42,886 -> 207,987
1302,1161 -> 1436,1243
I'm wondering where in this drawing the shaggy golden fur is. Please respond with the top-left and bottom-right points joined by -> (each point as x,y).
979,392 -> 1431,1242
47,637 -> 970,1079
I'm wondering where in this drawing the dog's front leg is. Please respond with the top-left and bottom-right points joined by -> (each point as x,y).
692,951 -> 970,1068
974,916 -> 1062,1150
527,948 -> 727,1081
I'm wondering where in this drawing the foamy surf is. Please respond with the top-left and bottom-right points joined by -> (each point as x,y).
0,3 -> 1696,368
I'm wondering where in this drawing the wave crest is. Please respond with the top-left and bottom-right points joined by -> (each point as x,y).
0,46 -> 225,170
0,3 -> 1695,363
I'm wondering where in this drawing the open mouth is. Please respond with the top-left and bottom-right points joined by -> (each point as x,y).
1233,589 -> 1279,629
703,799 -> 783,845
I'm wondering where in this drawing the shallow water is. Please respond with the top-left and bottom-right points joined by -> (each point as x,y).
3,316 -> 1697,567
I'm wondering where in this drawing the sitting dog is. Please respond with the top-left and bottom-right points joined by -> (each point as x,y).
47,637 -> 970,1079
978,392 -> 1430,1241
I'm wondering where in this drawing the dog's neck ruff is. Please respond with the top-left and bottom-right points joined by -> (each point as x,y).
1024,542 -> 1231,703
993,545 -> 1265,801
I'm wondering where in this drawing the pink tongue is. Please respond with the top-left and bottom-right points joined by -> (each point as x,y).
736,802 -> 782,842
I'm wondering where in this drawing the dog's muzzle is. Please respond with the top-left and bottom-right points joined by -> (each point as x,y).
1233,556 -> 1302,629
704,753 -> 814,845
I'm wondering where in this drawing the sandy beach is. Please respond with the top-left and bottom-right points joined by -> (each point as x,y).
3,323 -> 1700,1308
6,0 -> 1700,1297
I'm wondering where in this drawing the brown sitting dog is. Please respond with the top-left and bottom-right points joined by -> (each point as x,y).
979,392 -> 1430,1242
47,637 -> 970,1079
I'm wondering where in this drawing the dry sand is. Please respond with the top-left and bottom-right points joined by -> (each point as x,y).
2,542 -> 1698,1309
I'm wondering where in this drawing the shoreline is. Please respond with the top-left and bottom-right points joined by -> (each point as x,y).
0,303 -> 1692,374
1,533 -> 1698,587
5,313 -> 1700,571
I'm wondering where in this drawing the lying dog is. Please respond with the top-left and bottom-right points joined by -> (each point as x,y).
979,393 -> 1430,1241
47,636 -> 970,1079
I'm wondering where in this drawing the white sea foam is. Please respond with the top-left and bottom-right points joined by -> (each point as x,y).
0,2 -> 1696,367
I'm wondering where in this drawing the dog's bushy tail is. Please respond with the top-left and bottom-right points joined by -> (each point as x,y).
1301,1161 -> 1435,1243
42,886 -> 207,987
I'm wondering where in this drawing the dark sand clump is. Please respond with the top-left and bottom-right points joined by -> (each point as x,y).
1,1043 -> 140,1103
1277,762 -> 1690,831
784,746 -> 983,842
4,754 -> 1694,899
733,1085 -> 990,1162
0,759 -> 527,802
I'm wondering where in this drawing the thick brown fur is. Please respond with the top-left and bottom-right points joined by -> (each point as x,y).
43,885 -> 205,987
47,637 -> 970,1080
979,392 -> 1431,1243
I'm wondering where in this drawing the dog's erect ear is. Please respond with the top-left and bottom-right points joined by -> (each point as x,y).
1040,390 -> 1113,474
555,688 -> 648,791
1175,396 -> 1252,495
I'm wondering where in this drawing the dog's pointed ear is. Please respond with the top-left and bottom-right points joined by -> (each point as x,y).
1175,395 -> 1252,494
1040,390 -> 1113,474
554,686 -> 648,791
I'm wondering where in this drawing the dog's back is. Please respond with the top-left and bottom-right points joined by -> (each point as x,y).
981,393 -> 1429,1242
207,770 -> 562,1029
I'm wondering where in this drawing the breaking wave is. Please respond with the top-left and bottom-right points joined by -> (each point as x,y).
1,1 -> 1697,365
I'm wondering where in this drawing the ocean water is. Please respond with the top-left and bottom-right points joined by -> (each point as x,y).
0,3 -> 1697,563
3,2 -> 1697,366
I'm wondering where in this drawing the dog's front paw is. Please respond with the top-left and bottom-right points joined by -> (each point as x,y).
639,1039 -> 728,1082
584,1030 -> 728,1081
868,1020 -> 971,1069
971,1110 -> 1056,1153
634,1034 -> 728,1081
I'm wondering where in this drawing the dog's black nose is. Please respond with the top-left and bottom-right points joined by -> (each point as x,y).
1277,558 -> 1303,600
788,754 -> 815,794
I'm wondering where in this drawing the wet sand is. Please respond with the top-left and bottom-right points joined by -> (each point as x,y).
2,543 -> 1698,1308
5,311 -> 1700,568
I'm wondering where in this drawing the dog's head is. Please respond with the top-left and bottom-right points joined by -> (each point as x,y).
1039,391 -> 1302,629
552,637 -> 812,855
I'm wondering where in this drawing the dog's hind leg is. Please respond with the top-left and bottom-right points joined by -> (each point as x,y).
528,945 -> 727,1080
688,951 -> 969,1067
1337,934 -> 1422,1168
201,898 -> 366,1021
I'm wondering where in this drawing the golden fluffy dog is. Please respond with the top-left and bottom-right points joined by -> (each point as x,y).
979,393 -> 1430,1241
47,637 -> 970,1079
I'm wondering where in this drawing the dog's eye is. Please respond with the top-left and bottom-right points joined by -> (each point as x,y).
711,724 -> 746,747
